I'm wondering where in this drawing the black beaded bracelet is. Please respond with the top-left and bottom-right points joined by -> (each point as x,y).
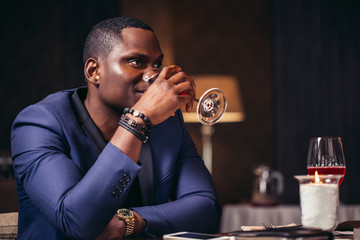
123,108 -> 152,134
118,118 -> 148,143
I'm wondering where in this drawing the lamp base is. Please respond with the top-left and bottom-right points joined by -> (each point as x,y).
201,125 -> 214,173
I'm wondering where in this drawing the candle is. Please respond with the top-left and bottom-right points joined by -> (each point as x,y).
294,173 -> 342,231
299,183 -> 338,230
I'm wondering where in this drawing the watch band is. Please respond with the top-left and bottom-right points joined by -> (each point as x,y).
117,209 -> 135,237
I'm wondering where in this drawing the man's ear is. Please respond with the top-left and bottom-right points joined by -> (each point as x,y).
84,58 -> 100,86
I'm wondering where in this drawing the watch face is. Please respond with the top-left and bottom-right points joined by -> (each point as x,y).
118,209 -> 133,217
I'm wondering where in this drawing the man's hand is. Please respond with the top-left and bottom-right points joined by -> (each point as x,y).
95,214 -> 125,240
96,210 -> 147,240
133,65 -> 196,125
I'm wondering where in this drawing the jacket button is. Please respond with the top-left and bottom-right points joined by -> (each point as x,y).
111,192 -> 119,199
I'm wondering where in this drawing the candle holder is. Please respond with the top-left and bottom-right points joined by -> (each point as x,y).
294,174 -> 343,231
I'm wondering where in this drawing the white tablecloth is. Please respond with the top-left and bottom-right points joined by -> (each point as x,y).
0,212 -> 18,226
220,204 -> 360,233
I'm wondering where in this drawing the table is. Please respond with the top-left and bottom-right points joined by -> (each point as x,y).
220,204 -> 360,233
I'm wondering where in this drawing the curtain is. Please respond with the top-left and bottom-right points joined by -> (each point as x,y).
271,0 -> 360,203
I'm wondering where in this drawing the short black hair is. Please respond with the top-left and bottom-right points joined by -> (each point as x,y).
83,17 -> 153,63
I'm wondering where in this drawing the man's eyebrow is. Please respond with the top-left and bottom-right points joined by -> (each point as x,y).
126,52 -> 164,60
125,52 -> 148,58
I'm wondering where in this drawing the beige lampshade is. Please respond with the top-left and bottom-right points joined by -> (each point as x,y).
182,75 -> 245,123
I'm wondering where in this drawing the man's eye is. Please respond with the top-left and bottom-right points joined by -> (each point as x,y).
153,62 -> 162,69
129,59 -> 144,67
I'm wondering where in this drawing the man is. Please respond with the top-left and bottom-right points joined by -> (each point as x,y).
11,17 -> 221,239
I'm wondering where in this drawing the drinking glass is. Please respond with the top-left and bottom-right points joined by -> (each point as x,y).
195,88 -> 227,125
307,137 -> 346,185
144,71 -> 227,126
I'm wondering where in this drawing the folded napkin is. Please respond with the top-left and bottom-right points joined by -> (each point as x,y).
240,223 -> 298,231
336,220 -> 360,231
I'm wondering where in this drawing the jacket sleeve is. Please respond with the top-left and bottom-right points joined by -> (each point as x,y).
11,104 -> 141,239
133,111 -> 222,236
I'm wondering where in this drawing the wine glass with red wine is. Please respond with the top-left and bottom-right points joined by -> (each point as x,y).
143,71 -> 227,126
307,136 -> 346,185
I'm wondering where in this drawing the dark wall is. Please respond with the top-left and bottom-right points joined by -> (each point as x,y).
170,0 -> 272,204
0,0 -> 121,150
272,0 -> 360,203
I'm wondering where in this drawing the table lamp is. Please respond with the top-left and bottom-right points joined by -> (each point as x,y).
182,75 -> 245,173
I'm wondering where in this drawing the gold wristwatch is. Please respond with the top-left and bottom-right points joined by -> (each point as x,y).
117,208 -> 135,237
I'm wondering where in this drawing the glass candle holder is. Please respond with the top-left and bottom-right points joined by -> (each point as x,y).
294,174 -> 343,231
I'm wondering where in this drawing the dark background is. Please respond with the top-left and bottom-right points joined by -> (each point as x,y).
271,0 -> 360,204
1,0 -> 359,212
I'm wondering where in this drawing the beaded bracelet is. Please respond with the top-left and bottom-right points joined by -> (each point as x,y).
118,117 -> 148,143
123,108 -> 152,134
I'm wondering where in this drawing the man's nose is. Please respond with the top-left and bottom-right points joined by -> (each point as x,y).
143,68 -> 161,83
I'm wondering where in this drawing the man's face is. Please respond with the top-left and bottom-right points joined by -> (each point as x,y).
96,28 -> 163,114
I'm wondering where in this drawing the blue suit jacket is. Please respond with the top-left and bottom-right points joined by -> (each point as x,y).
11,88 -> 221,239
